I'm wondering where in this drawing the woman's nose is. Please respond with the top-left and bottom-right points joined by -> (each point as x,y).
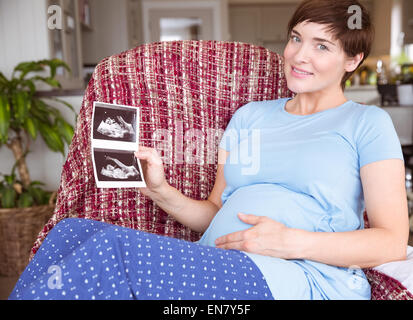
293,44 -> 311,64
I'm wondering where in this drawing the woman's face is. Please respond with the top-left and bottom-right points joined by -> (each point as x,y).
283,21 -> 358,94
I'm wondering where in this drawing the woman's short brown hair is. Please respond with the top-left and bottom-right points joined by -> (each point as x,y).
287,0 -> 374,90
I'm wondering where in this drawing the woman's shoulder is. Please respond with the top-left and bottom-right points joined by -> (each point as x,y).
346,101 -> 392,122
346,100 -> 383,111
347,101 -> 397,143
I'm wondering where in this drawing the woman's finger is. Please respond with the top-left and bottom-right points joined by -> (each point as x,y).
216,240 -> 245,251
134,150 -> 152,160
136,150 -> 163,166
215,229 -> 249,246
137,145 -> 153,152
238,213 -> 262,225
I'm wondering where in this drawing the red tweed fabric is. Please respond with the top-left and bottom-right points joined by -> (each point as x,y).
30,40 -> 411,300
364,268 -> 413,300
363,211 -> 413,300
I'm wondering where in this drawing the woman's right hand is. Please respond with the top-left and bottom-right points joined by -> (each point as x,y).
134,145 -> 167,197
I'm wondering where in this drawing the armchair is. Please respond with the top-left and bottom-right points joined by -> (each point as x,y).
30,40 -> 412,300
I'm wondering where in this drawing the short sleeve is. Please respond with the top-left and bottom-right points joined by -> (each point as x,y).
219,103 -> 251,151
356,106 -> 404,169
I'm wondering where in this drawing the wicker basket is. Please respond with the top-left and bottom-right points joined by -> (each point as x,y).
0,192 -> 56,276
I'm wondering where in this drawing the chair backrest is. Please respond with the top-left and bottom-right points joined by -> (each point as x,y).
31,40 -> 293,258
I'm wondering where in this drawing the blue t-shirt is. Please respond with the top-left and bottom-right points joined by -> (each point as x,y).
198,97 -> 404,299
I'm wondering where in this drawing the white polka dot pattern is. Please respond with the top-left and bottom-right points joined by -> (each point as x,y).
9,218 -> 273,300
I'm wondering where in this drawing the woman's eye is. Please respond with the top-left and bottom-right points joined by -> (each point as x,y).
291,35 -> 300,42
318,44 -> 328,51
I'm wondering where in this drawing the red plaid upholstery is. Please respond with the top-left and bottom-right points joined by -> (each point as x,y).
30,40 -> 411,300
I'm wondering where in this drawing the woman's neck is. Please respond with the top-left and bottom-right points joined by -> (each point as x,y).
286,91 -> 348,116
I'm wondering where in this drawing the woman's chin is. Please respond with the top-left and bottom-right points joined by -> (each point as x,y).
286,81 -> 319,95
286,78 -> 307,94
287,84 -> 308,94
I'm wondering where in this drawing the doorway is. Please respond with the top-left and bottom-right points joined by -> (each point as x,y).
142,0 -> 227,43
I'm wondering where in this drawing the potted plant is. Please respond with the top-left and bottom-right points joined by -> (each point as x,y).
0,59 -> 76,276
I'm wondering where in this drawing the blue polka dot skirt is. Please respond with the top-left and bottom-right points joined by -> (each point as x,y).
9,218 -> 273,300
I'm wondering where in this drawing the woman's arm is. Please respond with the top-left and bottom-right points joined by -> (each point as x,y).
296,158 -> 409,268
147,183 -> 220,233
135,146 -> 228,233
216,159 -> 410,268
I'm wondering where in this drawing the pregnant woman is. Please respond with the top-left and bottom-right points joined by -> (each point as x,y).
9,0 -> 409,300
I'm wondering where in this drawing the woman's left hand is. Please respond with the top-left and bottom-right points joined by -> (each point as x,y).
214,213 -> 297,259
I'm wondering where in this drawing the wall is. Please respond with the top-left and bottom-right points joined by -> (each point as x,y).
128,0 -> 144,48
0,0 -> 50,78
402,0 -> 413,44
82,0 -> 130,64
140,0 -> 229,43
229,2 -> 297,53
370,0 -> 393,57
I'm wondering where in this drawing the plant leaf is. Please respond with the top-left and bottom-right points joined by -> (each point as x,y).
17,192 -> 34,208
14,61 -> 45,80
44,97 -> 76,114
38,58 -> 71,78
20,79 -> 36,96
24,117 -> 37,139
30,75 -> 61,89
30,99 -> 52,125
38,122 -> 65,154
0,72 -> 9,86
29,180 -> 45,187
56,117 -> 74,144
12,91 -> 30,125
0,93 -> 11,143
43,78 -> 61,88
28,186 -> 46,205
1,187 -> 16,208
4,174 -> 15,186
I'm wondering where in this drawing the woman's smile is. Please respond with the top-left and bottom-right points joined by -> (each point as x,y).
291,66 -> 314,78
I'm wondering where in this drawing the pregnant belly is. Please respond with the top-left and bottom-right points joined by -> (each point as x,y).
198,183 -> 340,247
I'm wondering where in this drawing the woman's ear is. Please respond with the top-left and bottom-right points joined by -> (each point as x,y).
345,52 -> 364,73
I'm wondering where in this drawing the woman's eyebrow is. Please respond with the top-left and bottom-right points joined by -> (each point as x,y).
291,29 -> 336,46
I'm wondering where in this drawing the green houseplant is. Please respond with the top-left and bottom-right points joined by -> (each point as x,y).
0,59 -> 76,208
0,59 -> 76,275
